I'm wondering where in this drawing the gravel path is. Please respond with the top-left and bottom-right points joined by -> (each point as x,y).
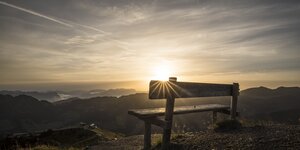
170,125 -> 300,150
91,134 -> 161,150
91,124 -> 300,150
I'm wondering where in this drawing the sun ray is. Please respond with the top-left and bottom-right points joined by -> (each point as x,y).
165,82 -> 171,97
168,81 -> 193,97
149,81 -> 161,95
166,81 -> 180,98
157,82 -> 163,98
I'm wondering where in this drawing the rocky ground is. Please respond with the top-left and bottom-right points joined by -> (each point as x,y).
91,124 -> 300,150
168,124 -> 300,150
91,134 -> 161,150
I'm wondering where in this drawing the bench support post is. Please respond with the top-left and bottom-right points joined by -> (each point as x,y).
162,97 -> 175,150
230,83 -> 239,120
144,121 -> 151,150
212,111 -> 217,124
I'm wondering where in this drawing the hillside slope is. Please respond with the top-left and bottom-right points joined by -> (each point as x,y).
1,86 -> 300,136
0,127 -> 122,149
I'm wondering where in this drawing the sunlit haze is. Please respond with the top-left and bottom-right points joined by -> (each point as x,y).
152,61 -> 174,81
0,0 -> 299,91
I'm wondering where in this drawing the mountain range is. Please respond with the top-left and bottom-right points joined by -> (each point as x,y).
0,88 -> 136,102
0,86 -> 299,137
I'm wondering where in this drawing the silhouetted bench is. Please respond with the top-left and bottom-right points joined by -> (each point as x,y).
128,77 -> 239,150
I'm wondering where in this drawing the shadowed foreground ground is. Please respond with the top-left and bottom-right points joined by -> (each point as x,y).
91,124 -> 300,150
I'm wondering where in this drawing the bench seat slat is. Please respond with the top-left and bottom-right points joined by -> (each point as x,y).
128,104 -> 230,118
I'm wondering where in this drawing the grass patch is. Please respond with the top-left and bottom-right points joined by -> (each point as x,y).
152,136 -> 162,150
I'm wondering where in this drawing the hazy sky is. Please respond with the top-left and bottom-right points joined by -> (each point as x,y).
0,0 -> 299,90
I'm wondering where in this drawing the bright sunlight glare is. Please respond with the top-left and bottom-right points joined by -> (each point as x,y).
152,62 -> 174,81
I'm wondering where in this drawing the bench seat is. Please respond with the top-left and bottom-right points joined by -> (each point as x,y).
128,104 -> 230,118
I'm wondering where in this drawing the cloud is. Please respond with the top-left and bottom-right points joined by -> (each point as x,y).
0,0 -> 299,88
0,1 -> 72,27
0,1 -> 111,34
0,0 -> 132,52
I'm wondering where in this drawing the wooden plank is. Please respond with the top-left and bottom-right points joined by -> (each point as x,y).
128,104 -> 230,118
143,117 -> 167,128
149,80 -> 233,99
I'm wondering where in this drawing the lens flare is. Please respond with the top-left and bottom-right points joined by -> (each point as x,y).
153,62 -> 173,81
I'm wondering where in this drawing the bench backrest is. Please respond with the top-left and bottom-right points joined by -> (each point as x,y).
145,77 -> 239,149
149,78 -> 239,99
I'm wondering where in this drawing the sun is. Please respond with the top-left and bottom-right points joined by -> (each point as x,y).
152,62 -> 173,81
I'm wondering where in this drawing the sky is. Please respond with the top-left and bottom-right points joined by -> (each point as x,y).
0,0 -> 299,91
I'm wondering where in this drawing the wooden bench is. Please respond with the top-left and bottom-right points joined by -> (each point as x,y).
128,77 -> 239,150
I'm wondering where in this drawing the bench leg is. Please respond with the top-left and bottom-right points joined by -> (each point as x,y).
162,97 -> 175,150
212,111 -> 217,124
231,83 -> 239,120
162,122 -> 172,150
144,121 -> 151,150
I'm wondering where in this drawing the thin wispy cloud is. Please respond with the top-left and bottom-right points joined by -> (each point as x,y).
59,18 -> 109,34
0,1 -> 112,35
0,1 -> 72,27
0,1 -> 129,46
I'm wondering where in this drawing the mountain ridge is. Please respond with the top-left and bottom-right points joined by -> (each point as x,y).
0,86 -> 299,136
0,88 -> 137,102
